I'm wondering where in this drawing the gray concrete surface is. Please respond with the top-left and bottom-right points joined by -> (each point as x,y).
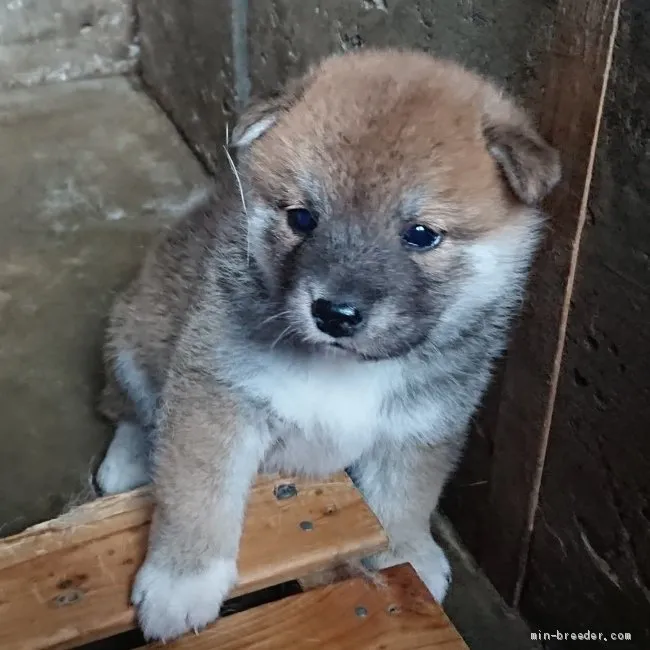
247,0 -> 557,100
138,0 -> 557,177
137,0 -> 234,175
0,0 -> 137,90
0,76 -> 208,535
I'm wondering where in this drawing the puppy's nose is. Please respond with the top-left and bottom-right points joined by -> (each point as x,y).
311,299 -> 363,338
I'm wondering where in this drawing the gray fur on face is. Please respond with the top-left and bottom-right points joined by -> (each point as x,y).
211,192 -> 539,455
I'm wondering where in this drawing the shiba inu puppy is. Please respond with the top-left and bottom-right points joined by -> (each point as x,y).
96,48 -> 560,640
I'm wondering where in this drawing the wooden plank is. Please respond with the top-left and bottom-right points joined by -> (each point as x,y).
142,564 -> 468,650
0,472 -> 387,650
462,0 -> 621,605
522,1 -> 650,643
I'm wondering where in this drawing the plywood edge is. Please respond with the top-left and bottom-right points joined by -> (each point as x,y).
0,488 -> 154,571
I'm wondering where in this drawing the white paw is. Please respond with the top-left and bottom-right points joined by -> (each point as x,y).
96,421 -> 150,495
410,542 -> 452,603
132,556 -> 238,641
367,539 -> 452,603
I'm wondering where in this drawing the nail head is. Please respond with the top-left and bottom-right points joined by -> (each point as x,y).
53,589 -> 83,607
274,483 -> 298,500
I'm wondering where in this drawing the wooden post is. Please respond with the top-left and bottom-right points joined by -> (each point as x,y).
472,0 -> 621,605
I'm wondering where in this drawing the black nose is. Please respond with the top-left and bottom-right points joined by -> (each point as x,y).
311,299 -> 363,338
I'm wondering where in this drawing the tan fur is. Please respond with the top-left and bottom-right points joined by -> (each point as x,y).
248,51 -> 557,237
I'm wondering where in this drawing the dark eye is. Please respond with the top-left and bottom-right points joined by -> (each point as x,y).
401,224 -> 444,250
286,207 -> 318,234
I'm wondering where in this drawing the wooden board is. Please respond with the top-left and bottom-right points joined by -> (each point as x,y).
521,1 -> 650,643
143,564 -> 468,650
0,472 -> 387,650
446,0 -> 621,605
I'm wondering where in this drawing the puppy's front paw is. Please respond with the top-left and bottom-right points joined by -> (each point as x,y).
367,539 -> 452,603
411,543 -> 452,603
131,556 -> 237,641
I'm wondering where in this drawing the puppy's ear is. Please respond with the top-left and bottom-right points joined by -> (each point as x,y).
230,73 -> 313,148
483,104 -> 561,205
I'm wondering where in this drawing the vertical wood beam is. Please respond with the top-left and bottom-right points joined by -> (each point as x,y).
476,0 -> 621,605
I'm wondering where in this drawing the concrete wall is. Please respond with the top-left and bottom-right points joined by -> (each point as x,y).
137,0 -> 556,172
0,0 -> 137,89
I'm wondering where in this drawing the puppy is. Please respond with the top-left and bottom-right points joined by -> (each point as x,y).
96,48 -> 560,640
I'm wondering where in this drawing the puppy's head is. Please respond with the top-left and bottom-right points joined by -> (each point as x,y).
230,49 -> 560,360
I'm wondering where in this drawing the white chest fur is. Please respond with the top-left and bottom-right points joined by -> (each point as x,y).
240,351 -> 407,456
225,346 -> 454,476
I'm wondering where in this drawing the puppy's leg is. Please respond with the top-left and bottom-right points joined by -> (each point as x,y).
96,421 -> 151,494
132,367 -> 271,641
96,347 -> 156,494
351,439 -> 462,603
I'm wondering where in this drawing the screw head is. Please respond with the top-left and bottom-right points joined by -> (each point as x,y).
274,483 -> 298,500
355,606 -> 368,618
299,520 -> 314,531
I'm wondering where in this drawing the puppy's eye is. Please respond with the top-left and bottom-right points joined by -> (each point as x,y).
286,207 -> 318,234
401,224 -> 444,251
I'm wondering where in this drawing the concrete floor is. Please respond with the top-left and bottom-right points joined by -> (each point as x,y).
0,76 -> 208,535
0,75 -> 538,650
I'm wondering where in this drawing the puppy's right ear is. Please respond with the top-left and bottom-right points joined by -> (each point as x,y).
230,73 -> 312,148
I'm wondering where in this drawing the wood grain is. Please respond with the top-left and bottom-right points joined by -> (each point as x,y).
0,472 -> 387,650
143,564 -> 468,650
521,1 -> 650,643
472,0 -> 621,605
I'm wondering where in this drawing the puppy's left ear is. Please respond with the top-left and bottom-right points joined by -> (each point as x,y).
230,72 -> 313,148
483,104 -> 561,205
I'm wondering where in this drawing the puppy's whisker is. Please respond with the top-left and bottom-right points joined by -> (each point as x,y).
255,310 -> 292,330
222,143 -> 249,266
270,325 -> 295,350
